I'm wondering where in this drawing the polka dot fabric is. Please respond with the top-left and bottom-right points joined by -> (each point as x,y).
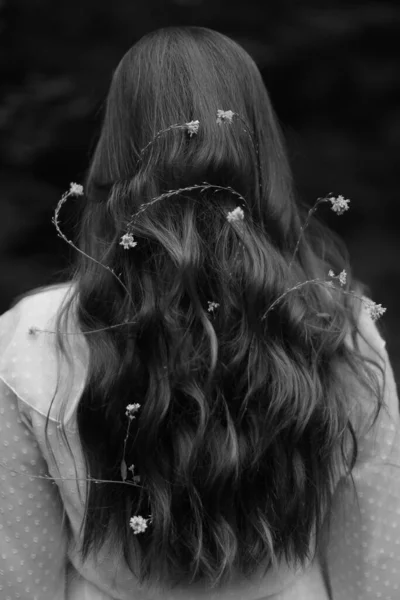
0,379 -> 68,600
323,309 -> 400,599
0,284 -> 398,599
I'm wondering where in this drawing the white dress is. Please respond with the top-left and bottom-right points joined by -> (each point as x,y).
0,283 -> 399,599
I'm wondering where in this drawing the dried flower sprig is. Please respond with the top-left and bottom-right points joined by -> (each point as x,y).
336,290 -> 387,321
261,277 -> 331,321
126,182 -> 248,230
361,299 -> 387,321
119,403 -> 153,535
261,269 -> 385,323
339,270 -> 347,286
52,183 -> 136,310
207,301 -> 220,313
130,515 -> 153,534
0,460 -> 142,488
120,232 -> 138,250
137,120 -> 200,166
289,194 -> 351,269
329,269 -> 347,287
28,321 -> 140,337
329,195 -> 350,214
186,120 -> 200,137
226,207 -> 244,223
216,109 -> 235,124
126,403 -> 141,419
69,182 -> 84,196
121,403 -> 141,481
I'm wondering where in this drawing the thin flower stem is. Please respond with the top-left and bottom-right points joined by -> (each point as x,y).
128,182 -> 248,226
30,321 -> 138,336
121,419 -> 133,481
339,289 -> 370,306
53,191 -> 135,308
261,277 -> 332,321
0,461 -> 142,487
288,198 -> 327,270
136,123 -> 186,166
262,277 -> 382,323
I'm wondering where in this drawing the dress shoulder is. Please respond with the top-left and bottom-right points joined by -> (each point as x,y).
0,282 -> 88,426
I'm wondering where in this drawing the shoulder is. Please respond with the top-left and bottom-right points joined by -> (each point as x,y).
344,295 -> 387,369
0,282 -> 88,424
344,296 -> 399,449
0,282 -> 75,351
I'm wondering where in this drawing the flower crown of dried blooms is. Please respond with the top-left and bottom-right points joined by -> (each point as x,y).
22,109 -> 386,536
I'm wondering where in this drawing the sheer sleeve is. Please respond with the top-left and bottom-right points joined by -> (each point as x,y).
0,376 -> 68,600
325,308 -> 400,599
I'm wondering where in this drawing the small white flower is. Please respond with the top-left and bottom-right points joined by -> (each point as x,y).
128,464 -> 141,482
120,233 -> 138,249
207,301 -> 220,313
328,195 -> 350,215
69,182 -> 84,196
216,109 -> 235,124
186,120 -> 200,137
363,300 -> 386,321
129,516 -> 148,534
126,403 -> 141,419
338,269 -> 347,286
226,207 -> 244,222
328,269 -> 346,286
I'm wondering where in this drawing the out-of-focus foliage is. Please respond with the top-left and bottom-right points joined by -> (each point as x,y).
1,0 -> 399,370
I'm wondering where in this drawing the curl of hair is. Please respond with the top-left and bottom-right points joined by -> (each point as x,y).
44,26 -> 384,592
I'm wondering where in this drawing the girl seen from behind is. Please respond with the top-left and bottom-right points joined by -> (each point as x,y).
0,26 -> 398,600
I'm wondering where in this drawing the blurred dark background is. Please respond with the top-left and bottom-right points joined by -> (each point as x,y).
1,1 -> 399,375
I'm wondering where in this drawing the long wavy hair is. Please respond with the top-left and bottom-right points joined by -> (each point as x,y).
36,26 -> 384,591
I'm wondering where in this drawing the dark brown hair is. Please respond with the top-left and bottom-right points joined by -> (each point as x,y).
41,25 -> 383,593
